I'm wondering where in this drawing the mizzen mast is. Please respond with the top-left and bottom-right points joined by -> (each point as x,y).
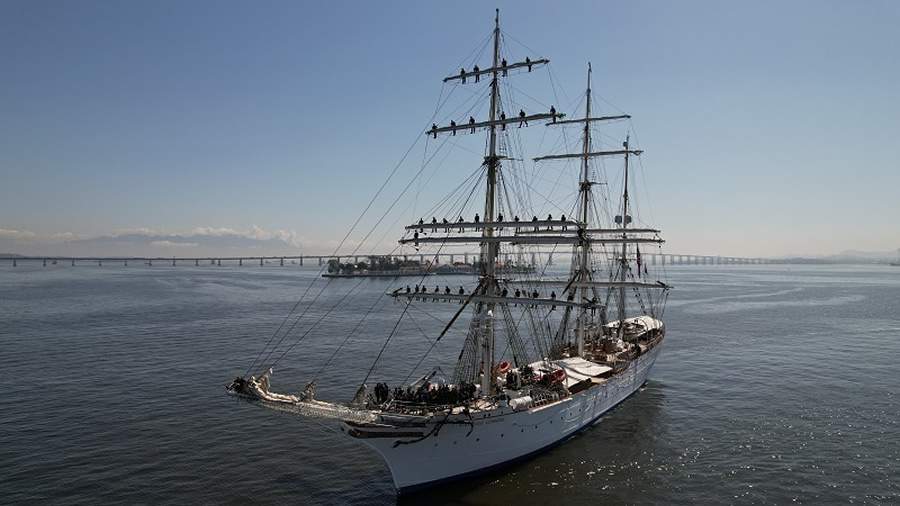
618,135 -> 633,338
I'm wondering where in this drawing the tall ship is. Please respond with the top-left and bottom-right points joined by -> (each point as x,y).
229,10 -> 671,495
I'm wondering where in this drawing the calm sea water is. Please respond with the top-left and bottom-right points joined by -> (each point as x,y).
1,264 -> 898,504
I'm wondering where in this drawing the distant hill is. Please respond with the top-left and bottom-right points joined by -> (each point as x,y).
0,253 -> 24,258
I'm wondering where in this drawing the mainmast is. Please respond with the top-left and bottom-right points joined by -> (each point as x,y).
575,64 -> 594,356
479,9 -> 503,396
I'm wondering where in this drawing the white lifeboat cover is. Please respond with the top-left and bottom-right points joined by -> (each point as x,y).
555,357 -> 612,378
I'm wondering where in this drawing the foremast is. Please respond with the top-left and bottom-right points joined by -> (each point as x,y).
478,9 -> 503,397
426,10 -> 560,396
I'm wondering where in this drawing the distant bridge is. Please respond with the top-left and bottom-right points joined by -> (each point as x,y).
5,252 -> 785,268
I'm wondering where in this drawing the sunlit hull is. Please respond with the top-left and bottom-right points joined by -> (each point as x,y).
345,343 -> 662,494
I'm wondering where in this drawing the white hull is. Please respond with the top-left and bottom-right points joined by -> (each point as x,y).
346,343 -> 662,494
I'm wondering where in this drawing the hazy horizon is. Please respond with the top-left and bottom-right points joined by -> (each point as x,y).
2,1 -> 899,258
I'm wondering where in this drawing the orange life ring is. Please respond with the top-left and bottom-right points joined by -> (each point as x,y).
497,361 -> 512,375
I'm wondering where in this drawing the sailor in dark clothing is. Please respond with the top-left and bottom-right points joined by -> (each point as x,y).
469,115 -> 476,133
474,213 -> 480,223
550,291 -> 556,299
413,231 -> 419,246
431,123 -> 438,138
458,286 -> 465,295
514,215 -> 520,232
445,286 -> 451,294
561,214 -> 567,231
500,112 -> 507,130
473,65 -> 480,82
532,290 -> 539,298
515,289 -> 521,297
518,109 -> 527,127
414,285 -> 420,293
435,285 -> 440,293
450,120 -> 457,135
406,285 -> 411,293
550,105 -> 556,122
532,215 -> 539,231
460,67 -> 466,83
501,58 -> 508,76
458,216 -> 465,232
525,56 -> 532,72
431,217 -> 438,232
501,288 -> 508,297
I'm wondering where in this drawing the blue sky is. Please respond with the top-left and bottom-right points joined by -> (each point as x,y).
1,0 -> 899,257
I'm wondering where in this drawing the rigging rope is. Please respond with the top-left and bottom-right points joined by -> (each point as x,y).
247,78 -> 458,377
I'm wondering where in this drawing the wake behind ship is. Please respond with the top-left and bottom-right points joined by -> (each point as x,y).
228,10 -> 671,494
